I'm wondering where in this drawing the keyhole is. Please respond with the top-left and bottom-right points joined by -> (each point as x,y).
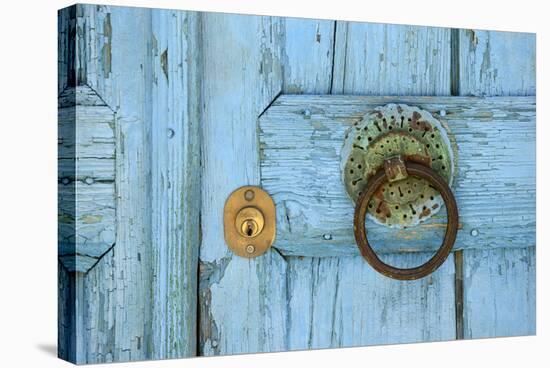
241,219 -> 259,237
235,206 -> 264,238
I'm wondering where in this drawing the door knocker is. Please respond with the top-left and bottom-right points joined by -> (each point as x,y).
342,104 -> 459,280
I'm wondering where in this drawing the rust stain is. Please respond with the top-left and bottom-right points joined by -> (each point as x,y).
375,201 -> 391,223
405,153 -> 432,167
371,187 -> 392,222
410,111 -> 433,132
384,156 -> 408,182
419,207 -> 431,219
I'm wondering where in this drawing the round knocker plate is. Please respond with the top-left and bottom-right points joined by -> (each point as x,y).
341,104 -> 455,227
354,159 -> 459,280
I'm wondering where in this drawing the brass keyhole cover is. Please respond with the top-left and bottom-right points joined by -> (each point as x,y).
224,186 -> 276,258
341,103 -> 456,227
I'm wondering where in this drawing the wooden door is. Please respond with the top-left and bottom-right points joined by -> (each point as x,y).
58,4 -> 535,364
197,17 -> 535,354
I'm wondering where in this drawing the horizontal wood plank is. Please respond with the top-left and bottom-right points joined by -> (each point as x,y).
260,95 -> 535,256
58,85 -> 116,272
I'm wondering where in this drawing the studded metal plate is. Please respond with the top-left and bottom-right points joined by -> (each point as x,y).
341,104 -> 455,227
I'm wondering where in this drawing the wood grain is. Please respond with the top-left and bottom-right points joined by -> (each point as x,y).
150,9 -> 201,359
457,29 -> 536,339
58,5 -> 536,362
58,86 -> 116,272
260,95 -> 535,256
332,23 -> 451,95
287,254 -> 456,349
198,13 -> 288,355
281,22 -> 457,349
70,5 -> 155,363
458,30 -> 536,96
58,5 -> 201,363
281,19 -> 335,94
463,247 -> 535,338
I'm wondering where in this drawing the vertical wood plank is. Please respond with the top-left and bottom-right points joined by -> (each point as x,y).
332,23 -> 451,95
199,13 -> 288,355
284,22 -> 456,348
71,5 -> 155,362
150,9 -> 201,359
463,248 -> 535,338
57,263 -> 75,361
57,6 -> 74,94
59,4 -> 201,363
58,8 -> 77,360
286,257 -> 339,349
279,18 -> 346,351
335,254 -> 455,345
458,30 -> 536,96
458,29 -> 536,338
281,19 -> 335,94
334,21 -> 457,341
287,255 -> 456,349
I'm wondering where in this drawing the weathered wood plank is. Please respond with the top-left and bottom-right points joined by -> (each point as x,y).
58,86 -> 116,272
59,4 -> 203,362
463,247 -> 535,338
57,263 -> 75,361
332,23 -> 451,95
458,30 -> 536,96
58,6 -> 73,94
57,6 -> 537,360
283,22 -> 456,348
58,4 -> 161,363
150,9 -> 201,359
458,30 -> 536,339
77,5 -> 156,363
281,19 -> 335,94
199,13 -> 288,355
69,4 -> 113,106
287,254 -> 456,349
58,8 -> 78,361
260,95 -> 535,256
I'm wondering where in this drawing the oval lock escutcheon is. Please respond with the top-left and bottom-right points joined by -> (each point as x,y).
224,186 -> 276,258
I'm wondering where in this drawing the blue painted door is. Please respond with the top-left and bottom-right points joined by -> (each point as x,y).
197,20 -> 535,353
58,4 -> 535,364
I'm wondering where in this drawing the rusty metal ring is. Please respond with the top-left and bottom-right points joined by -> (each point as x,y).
353,161 -> 459,280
